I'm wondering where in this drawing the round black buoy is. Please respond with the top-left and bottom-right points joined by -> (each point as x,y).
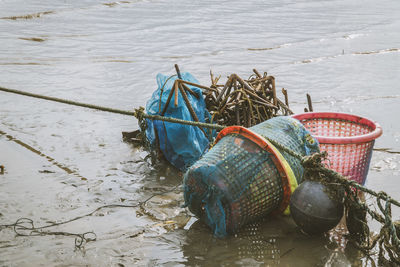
290,180 -> 344,235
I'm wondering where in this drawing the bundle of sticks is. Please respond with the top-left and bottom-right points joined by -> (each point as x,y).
204,69 -> 295,127
156,65 -> 313,129
126,66 -> 314,146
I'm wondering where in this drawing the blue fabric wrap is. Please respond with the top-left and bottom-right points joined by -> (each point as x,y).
250,116 -> 320,183
183,164 -> 228,237
183,116 -> 320,237
145,72 -> 212,171
183,139 -> 269,237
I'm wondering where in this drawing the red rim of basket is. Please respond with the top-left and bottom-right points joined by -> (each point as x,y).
292,112 -> 383,144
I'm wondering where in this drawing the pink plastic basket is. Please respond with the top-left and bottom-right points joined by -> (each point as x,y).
292,112 -> 382,185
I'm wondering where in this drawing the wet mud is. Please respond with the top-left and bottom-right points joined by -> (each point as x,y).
0,0 -> 399,265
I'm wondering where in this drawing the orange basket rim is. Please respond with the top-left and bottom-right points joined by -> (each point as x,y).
292,112 -> 382,144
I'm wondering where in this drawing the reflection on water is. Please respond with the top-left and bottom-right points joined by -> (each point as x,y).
0,0 -> 399,265
182,217 -> 357,266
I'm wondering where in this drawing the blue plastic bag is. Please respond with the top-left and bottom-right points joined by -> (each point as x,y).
145,72 -> 212,171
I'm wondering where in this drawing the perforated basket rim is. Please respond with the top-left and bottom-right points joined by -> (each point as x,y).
292,112 -> 382,144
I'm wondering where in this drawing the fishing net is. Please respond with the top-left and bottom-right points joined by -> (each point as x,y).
250,116 -> 320,184
183,116 -> 319,237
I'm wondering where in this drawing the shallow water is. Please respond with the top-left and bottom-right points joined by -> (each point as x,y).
0,0 -> 399,266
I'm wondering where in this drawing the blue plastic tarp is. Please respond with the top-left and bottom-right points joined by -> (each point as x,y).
145,72 -> 213,171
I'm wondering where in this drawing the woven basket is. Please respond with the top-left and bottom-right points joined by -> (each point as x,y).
183,117 -> 319,237
293,112 -> 382,185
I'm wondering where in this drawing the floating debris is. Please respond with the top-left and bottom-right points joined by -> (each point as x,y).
103,1 -> 132,7
2,11 -> 55,20
18,37 -> 47,42
38,170 -> 56,174
353,48 -> 399,55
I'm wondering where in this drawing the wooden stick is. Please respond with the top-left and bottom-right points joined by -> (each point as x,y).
161,81 -> 177,116
233,79 -> 239,100
250,99 -> 273,107
224,77 -> 234,101
219,89 -> 240,114
208,93 -> 217,106
226,99 -> 245,106
218,77 -> 235,110
247,76 -> 274,83
173,64 -> 183,105
216,75 -> 233,102
282,88 -> 289,107
261,105 -> 269,119
181,83 -> 199,99
235,101 -> 240,125
174,80 -> 179,107
277,98 -> 294,115
178,83 -> 207,137
253,69 -> 262,78
271,77 -> 277,106
263,107 -> 270,120
255,105 -> 262,123
241,88 -> 277,109
178,83 -> 198,121
175,64 -> 182,79
243,104 -> 249,127
307,93 -> 313,112
260,80 -> 268,99
235,74 -> 256,93
247,106 -> 252,127
178,79 -> 217,92
254,83 -> 262,92
243,93 -> 254,126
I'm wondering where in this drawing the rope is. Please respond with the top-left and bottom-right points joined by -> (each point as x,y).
265,135 -> 400,209
263,137 -> 400,262
133,107 -> 225,130
0,185 -> 180,250
300,152 -> 400,263
0,86 -> 225,130
0,86 -> 136,116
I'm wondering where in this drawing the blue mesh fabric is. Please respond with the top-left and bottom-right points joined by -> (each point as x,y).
183,116 -> 319,237
184,134 -> 283,237
250,116 -> 320,183
145,72 -> 213,171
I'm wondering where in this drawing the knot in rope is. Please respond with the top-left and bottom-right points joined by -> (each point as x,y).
133,107 -> 145,121
301,151 -> 328,168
